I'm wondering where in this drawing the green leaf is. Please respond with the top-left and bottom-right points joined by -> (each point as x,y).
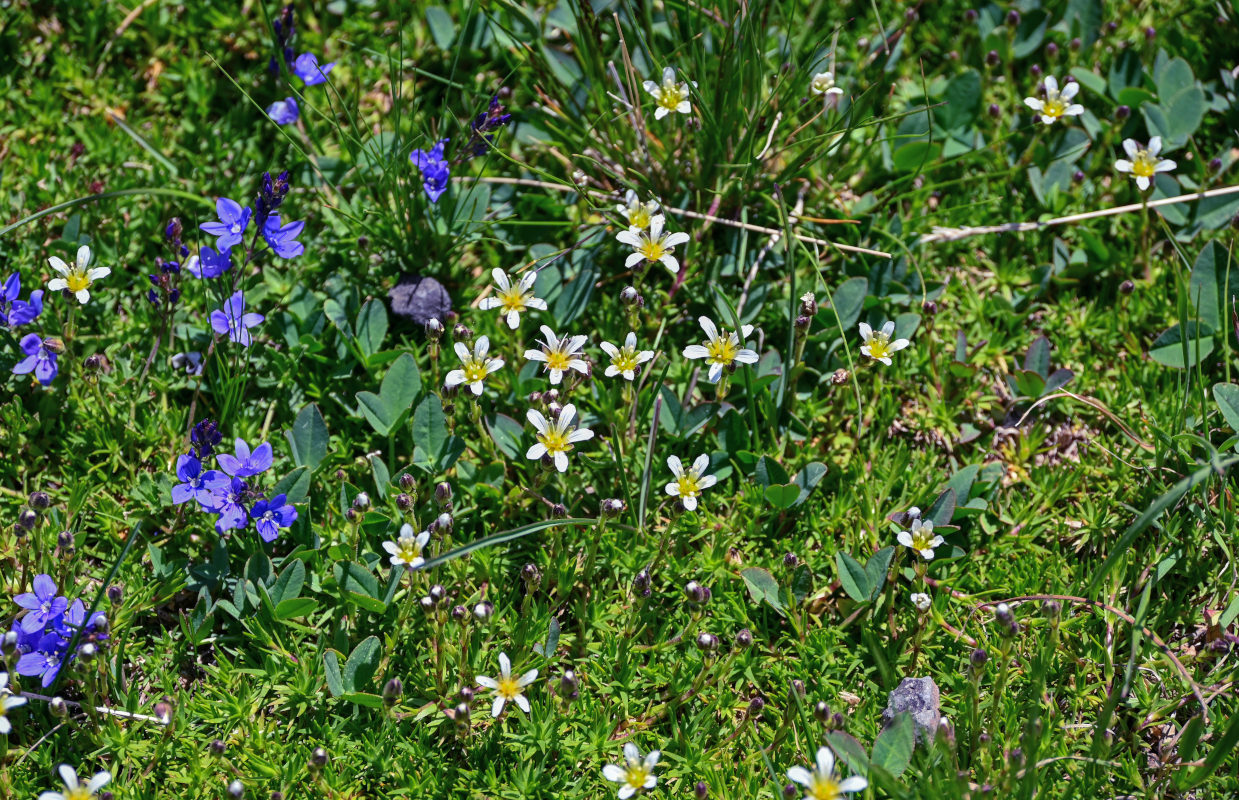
1069,66 -> 1106,98
1012,369 -> 1047,398
1023,335 -> 1051,377
764,483 -> 801,509
270,559 -> 305,605
828,277 -> 868,331
927,488 -> 956,526
872,713 -> 915,776
791,565 -> 813,604
285,404 -> 329,472
1213,383 -> 1239,433
356,391 -> 400,437
792,462 -> 828,505
1149,322 -> 1215,369
1188,241 -> 1226,332
271,466 -> 310,506
424,5 -> 456,49
324,651 -> 344,697
418,518 -> 597,571
486,413 -> 526,459
836,552 -> 871,603
1011,9 -> 1048,58
335,561 -> 380,601
355,300 -> 388,359
755,456 -> 789,488
937,69 -> 981,131
892,141 -> 941,173
342,636 -> 382,692
864,547 -> 896,602
825,732 -> 871,777
740,566 -> 786,616
412,395 -> 448,466
275,597 -> 318,619
533,617 -> 561,658
339,691 -> 385,708
380,353 -> 422,411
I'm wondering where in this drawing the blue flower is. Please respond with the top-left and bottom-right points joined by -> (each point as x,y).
292,53 -> 336,86
200,198 -> 252,249
217,438 -> 274,477
14,575 -> 68,634
15,634 -> 67,687
410,138 -> 451,203
58,599 -> 108,639
12,334 -> 58,385
210,291 -> 264,347
1,274 -> 43,327
250,494 -> 298,542
263,214 -> 305,258
171,453 -> 228,507
207,477 -> 250,533
191,418 -> 224,458
267,97 -> 300,125
186,246 -> 232,279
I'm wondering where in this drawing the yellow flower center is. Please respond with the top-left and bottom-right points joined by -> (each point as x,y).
496,675 -> 522,700
1041,93 -> 1066,119
657,82 -> 682,111
624,764 -> 651,790
611,348 -> 640,374
809,776 -> 841,800
1131,151 -> 1156,178
639,239 -> 667,262
628,207 -> 652,229
396,539 -> 423,562
544,349 -> 573,371
911,529 -> 935,551
676,474 -> 702,498
66,271 -> 92,293
705,334 -> 739,365
865,336 -> 892,361
813,76 -> 833,93
462,358 -> 490,384
538,429 -> 572,455
64,788 -> 92,800
498,287 -> 527,314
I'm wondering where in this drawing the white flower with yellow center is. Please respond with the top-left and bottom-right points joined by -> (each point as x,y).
445,336 -> 504,396
603,742 -> 661,799
617,190 -> 660,231
526,403 -> 594,473
911,592 -> 931,613
1022,75 -> 1083,125
788,747 -> 867,800
615,215 -> 690,276
0,672 -> 28,734
1115,137 -> 1176,191
811,71 -> 843,99
38,764 -> 111,800
382,524 -> 430,569
524,325 -> 589,385
478,267 -> 548,329
47,245 -> 110,305
682,316 -> 759,382
600,332 -> 654,380
642,66 -> 695,120
476,652 -> 538,717
858,321 -> 910,366
664,454 -> 717,511
898,515 -> 944,560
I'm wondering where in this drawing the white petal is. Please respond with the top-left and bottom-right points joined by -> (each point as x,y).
513,693 -> 531,713
567,428 -> 594,443
880,320 -> 895,337
526,443 -> 547,460
76,245 -> 92,268
47,278 -> 67,291
661,66 -> 675,84
660,254 -> 679,275
1136,175 -> 1150,191
1122,139 -> 1139,158
665,482 -> 681,497
624,742 -> 640,762
86,772 -> 112,793
491,696 -> 506,717
644,750 -> 660,767
47,256 -> 69,275
558,403 -> 577,426
87,267 -> 110,281
1064,104 -> 1084,116
75,288 -> 91,304
603,765 -> 626,782
478,297 -> 502,310
667,455 -> 684,476
682,345 -> 709,359
476,675 -> 499,689
787,766 -> 814,787
681,494 -> 698,510
444,370 -> 466,388
1023,97 -> 1043,111
1043,75 -> 1058,93
491,268 -> 510,290
897,531 -> 914,547
618,786 -> 636,800
691,453 -> 710,476
454,341 -> 472,362
1148,136 -> 1162,155
554,450 -> 568,472
59,765 -> 79,788
600,342 -> 619,358
697,315 -> 718,340
858,322 -> 872,339
1114,159 -> 1133,173
839,776 -> 868,793
507,310 -> 520,329
663,232 -> 690,248
498,652 -> 511,677
1059,80 -> 1078,100
517,668 -> 539,686
615,230 -> 644,247
1154,159 -> 1176,173
815,746 -> 835,776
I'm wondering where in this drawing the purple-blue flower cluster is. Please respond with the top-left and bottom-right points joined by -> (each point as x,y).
10,575 -> 108,688
464,94 -> 513,158
267,4 -> 334,110
173,419 -> 298,540
411,139 -> 451,204
198,172 -> 303,262
5,271 -> 58,386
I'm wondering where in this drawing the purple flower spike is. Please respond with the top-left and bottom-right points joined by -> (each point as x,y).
250,494 -> 298,542
217,438 -> 274,477
200,198 -> 252,249
410,138 -> 451,203
14,574 -> 68,634
210,291 -> 264,347
293,53 -> 336,86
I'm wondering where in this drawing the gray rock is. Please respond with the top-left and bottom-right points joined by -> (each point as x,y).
881,676 -> 940,744
389,275 -> 451,325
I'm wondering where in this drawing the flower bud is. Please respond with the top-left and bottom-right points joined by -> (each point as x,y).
57,530 -> 75,550
964,8 -> 978,22
473,601 -> 494,621
782,552 -> 799,568
559,670 -> 579,700
425,318 -> 444,340
783,784 -> 798,799
790,679 -> 805,698
695,632 -> 719,652
353,492 -> 370,510
434,482 -> 453,506
228,779 -> 245,799
429,584 -> 446,603
344,508 -> 358,524
620,286 -> 640,305
420,596 -> 436,612
50,697 -> 69,717
748,696 -> 766,715
310,747 -> 329,768
1029,64 -> 1042,79
1041,599 -> 1061,619
735,628 -> 753,649
1005,9 -> 1020,25
695,781 -> 709,800
383,677 -> 403,705
399,473 -> 416,491
451,604 -> 467,622
29,491 -> 51,509
601,498 -> 625,518
551,503 -> 567,519
1045,41 -> 1059,58
453,323 -> 473,343
632,570 -> 652,598
1144,26 -> 1156,41
814,701 -> 831,723
396,493 -> 412,510
831,368 -> 850,385
107,584 -> 124,606
1115,104 -> 1131,120
17,509 -> 39,531
685,580 -> 708,606
79,642 -> 98,663
210,739 -> 227,756
1120,279 -> 1135,295
970,648 -> 988,669
985,49 -> 1000,67
799,292 -> 817,316
153,700 -> 172,723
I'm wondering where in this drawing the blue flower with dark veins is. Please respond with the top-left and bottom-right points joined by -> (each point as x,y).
186,245 -> 232,279
200,198 -> 252,249
12,334 -> 58,385
217,438 -> 274,478
171,453 -> 228,508
14,575 -> 68,634
263,214 -> 305,259
250,494 -> 298,542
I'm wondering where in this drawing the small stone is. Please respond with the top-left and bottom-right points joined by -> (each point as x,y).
389,274 -> 452,325
881,677 -> 941,745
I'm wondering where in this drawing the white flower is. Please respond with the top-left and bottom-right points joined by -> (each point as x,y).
898,516 -> 944,560
617,190 -> 660,230
664,454 -> 717,511
858,321 -> 910,366
642,66 -> 695,120
600,332 -> 654,380
787,747 -> 867,800
0,672 -> 28,735
478,267 -> 548,329
47,245 -> 110,305
1022,75 -> 1084,125
602,742 -> 661,799
615,214 -> 690,276
445,336 -> 504,396
682,316 -> 759,382
383,524 -> 430,569
38,764 -> 112,800
1115,137 -> 1176,191
911,592 -> 932,613
526,403 -> 594,473
524,325 -> 589,385
476,652 -> 538,717
811,71 -> 843,98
